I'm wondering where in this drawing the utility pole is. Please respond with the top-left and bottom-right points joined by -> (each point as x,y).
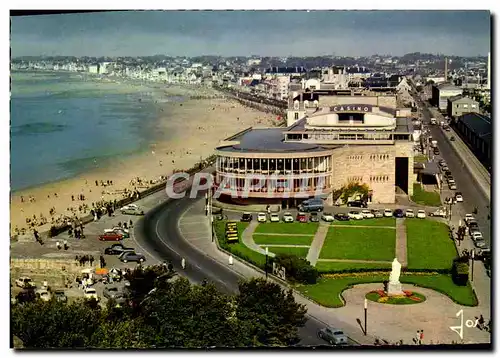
364,298 -> 368,336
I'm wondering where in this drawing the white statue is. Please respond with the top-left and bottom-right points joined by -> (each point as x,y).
389,258 -> 401,284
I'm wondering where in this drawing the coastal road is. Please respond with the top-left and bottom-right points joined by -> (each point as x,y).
414,95 -> 491,246
135,193 -> 346,347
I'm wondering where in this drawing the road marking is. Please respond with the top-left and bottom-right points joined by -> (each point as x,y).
179,221 -> 207,226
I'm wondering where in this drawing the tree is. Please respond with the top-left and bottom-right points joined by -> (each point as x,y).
235,278 -> 307,346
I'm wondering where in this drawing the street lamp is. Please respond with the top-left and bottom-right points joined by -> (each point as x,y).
364,298 -> 368,336
471,249 -> 475,282
265,247 -> 269,279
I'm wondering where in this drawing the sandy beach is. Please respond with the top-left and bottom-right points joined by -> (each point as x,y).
10,85 -> 277,236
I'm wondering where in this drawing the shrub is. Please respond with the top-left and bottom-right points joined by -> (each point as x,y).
452,261 -> 469,286
272,254 -> 319,284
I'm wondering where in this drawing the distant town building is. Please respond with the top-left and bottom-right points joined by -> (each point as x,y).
88,64 -> 99,74
431,83 -> 463,111
447,95 -> 480,118
453,113 -> 491,169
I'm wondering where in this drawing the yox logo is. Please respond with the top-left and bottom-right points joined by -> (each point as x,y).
449,310 -> 480,340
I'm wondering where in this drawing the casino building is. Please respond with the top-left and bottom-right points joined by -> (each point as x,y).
214,90 -> 414,207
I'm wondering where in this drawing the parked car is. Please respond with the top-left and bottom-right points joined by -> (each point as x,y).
417,210 -> 426,219
348,211 -> 363,220
309,212 -> 319,222
334,213 -> 350,221
405,209 -> 415,218
393,209 -> 404,218
99,232 -> 123,241
282,212 -> 294,223
120,204 -> 145,215
15,277 -> 35,289
464,214 -> 475,224
257,212 -> 267,223
450,136 -> 455,141
383,209 -> 393,217
270,213 -> 280,222
347,200 -> 367,208
439,161 -> 447,167
104,244 -> 135,255
442,165 -> 450,172
240,212 -> 253,222
321,212 -> 335,222
53,290 -> 68,303
455,193 -> 464,203
36,289 -> 51,302
119,252 -> 146,263
361,209 -> 374,219
84,288 -> 99,301
449,182 -> 457,190
104,228 -> 130,239
471,231 -> 483,241
317,327 -> 348,346
103,286 -> 123,300
296,212 -> 308,223
474,238 -> 487,248
429,208 -> 447,217
372,210 -> 384,218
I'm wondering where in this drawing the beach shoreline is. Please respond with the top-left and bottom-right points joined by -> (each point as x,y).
10,84 -> 278,237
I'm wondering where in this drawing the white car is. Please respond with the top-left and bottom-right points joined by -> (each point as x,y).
417,210 -> 426,219
474,238 -> 487,248
361,209 -> 374,219
121,204 -> 138,210
384,209 -> 393,217
405,209 -> 415,218
449,183 -> 457,190
270,213 -> 280,222
464,214 -> 475,223
257,212 -> 267,223
84,288 -> 99,300
471,231 -> 483,240
348,211 -> 364,220
105,227 -> 129,234
455,194 -> 464,203
16,276 -> 35,288
321,212 -> 335,222
36,289 -> 51,302
282,212 -> 294,223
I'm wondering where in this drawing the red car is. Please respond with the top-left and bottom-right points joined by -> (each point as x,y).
98,232 -> 123,241
296,212 -> 307,223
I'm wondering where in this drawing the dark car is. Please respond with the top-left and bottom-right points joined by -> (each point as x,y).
240,213 -> 253,222
433,149 -> 440,155
103,286 -> 122,300
53,290 -> 67,303
105,244 -> 135,255
393,209 -> 404,218
99,232 -> 123,242
309,212 -> 320,222
119,252 -> 146,263
334,213 -> 350,221
347,200 -> 367,208
450,136 -> 456,141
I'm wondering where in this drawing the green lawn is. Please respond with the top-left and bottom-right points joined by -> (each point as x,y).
254,222 -> 319,235
214,220 -> 266,268
411,183 -> 442,207
319,227 -> 396,261
264,246 -> 310,258
296,274 -> 477,308
315,261 -> 392,272
414,155 -> 428,163
405,219 -> 458,270
253,234 -> 313,246
332,218 -> 396,227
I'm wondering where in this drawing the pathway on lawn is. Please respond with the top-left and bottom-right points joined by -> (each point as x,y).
242,222 -> 276,258
331,225 -> 396,229
317,258 -> 392,264
258,244 -> 310,248
254,233 -> 315,236
395,218 -> 408,267
306,223 -> 330,266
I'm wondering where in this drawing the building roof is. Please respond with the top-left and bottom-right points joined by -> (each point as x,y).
436,82 -> 461,91
447,95 -> 477,104
266,67 -> 307,74
217,127 -> 326,153
458,113 -> 491,144
421,161 -> 440,176
395,118 -> 414,134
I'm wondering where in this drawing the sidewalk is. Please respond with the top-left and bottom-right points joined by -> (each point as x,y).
306,223 -> 329,265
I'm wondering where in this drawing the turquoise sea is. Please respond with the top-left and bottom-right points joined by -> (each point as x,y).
10,71 -> 173,192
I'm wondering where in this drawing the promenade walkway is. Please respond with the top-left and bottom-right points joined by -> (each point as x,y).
241,222 -> 275,258
305,224 -> 329,266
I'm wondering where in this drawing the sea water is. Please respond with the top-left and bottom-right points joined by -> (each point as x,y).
10,71 -> 169,192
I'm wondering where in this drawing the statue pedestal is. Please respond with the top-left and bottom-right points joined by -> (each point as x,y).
387,281 -> 404,296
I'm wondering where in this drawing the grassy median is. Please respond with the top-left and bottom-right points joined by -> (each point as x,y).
410,183 -> 442,207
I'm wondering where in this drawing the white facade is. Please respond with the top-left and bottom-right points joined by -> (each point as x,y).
88,65 -> 99,74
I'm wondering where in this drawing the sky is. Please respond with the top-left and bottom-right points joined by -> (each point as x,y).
10,10 -> 491,57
